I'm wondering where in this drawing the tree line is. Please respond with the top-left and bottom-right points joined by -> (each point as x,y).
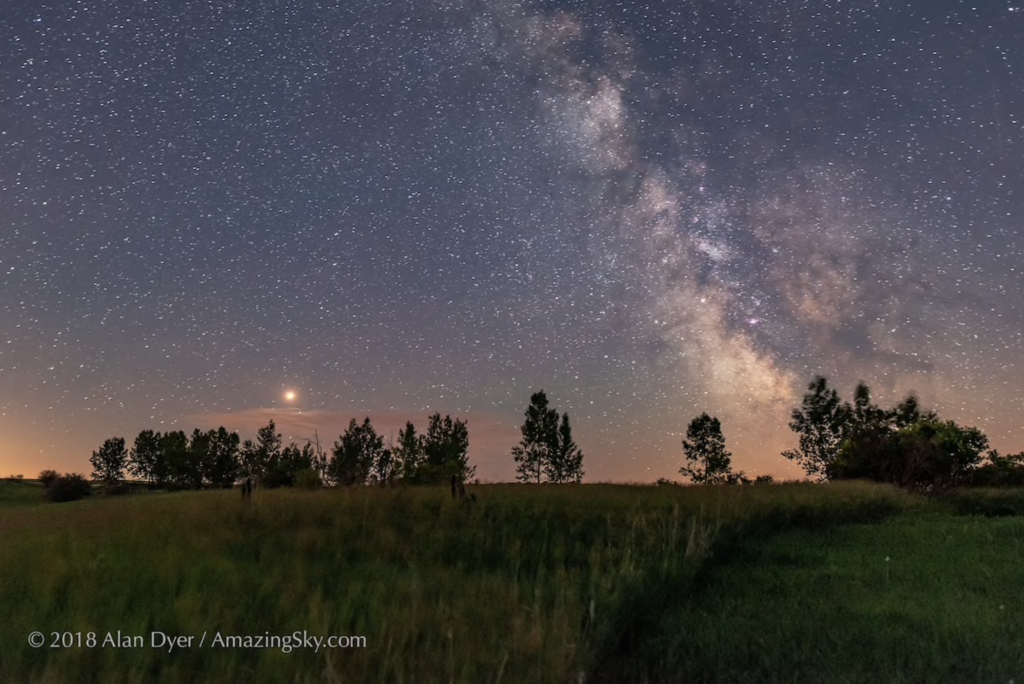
78,391 -> 587,496
36,378 -> 1023,501
82,411 -> 478,493
674,374 -> 1023,490
781,375 -> 1023,489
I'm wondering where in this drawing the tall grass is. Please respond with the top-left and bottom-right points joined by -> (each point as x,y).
610,514 -> 1024,683
0,478 -> 48,508
0,482 -> 913,683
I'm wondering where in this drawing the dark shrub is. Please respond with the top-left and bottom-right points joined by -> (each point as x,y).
830,420 -> 988,490
970,451 -> 1024,488
38,469 -> 60,488
295,468 -> 322,490
44,474 -> 93,503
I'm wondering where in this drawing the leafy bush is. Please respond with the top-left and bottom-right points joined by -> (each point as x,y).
294,468 -> 322,490
43,473 -> 93,503
830,420 -> 988,490
969,451 -> 1024,488
38,470 -> 60,488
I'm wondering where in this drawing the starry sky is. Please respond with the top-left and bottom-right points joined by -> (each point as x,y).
2,0 -> 1022,482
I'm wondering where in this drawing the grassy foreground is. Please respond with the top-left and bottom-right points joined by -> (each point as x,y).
0,479 -> 978,683
608,514 -> 1024,683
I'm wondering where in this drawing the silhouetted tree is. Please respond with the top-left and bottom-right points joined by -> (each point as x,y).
513,390 -> 559,483
370,447 -> 396,485
296,442 -> 318,484
182,429 -> 211,489
204,427 -> 240,488
420,413 -> 473,483
302,431 -> 329,482
239,439 -> 261,483
971,450 -> 1024,487
153,431 -> 188,489
546,412 -> 584,483
235,421 -> 282,487
256,420 -> 282,475
329,418 -> 383,485
849,381 -> 887,434
781,376 -> 849,480
827,423 -> 902,483
888,392 -> 938,430
90,437 -> 128,488
680,413 -> 733,484
265,441 -> 314,488
897,420 -> 987,488
126,426 -> 238,489
129,429 -> 165,485
393,421 -> 425,482
828,384 -> 989,489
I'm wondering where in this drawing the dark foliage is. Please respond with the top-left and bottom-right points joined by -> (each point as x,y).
265,441 -> 315,488
512,390 -> 583,483
420,413 -> 474,483
37,469 -> 60,488
43,473 -> 92,503
830,420 -> 989,490
394,422 -> 424,482
547,413 -> 584,483
680,413 -> 734,484
782,375 -> 989,490
968,451 -> 1024,488
512,390 -> 558,483
781,376 -> 848,481
329,417 -> 384,486
90,437 -> 128,487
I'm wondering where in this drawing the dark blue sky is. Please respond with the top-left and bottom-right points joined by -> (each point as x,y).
2,0 -> 1021,480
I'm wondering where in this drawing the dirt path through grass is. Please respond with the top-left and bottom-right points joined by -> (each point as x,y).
598,514 -> 1024,683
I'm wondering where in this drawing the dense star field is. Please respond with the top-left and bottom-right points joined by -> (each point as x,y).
1,1 -> 1021,480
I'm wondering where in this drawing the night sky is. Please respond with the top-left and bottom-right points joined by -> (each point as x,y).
2,0 -> 1021,482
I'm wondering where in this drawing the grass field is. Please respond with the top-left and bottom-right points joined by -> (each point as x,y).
0,478 -> 47,508
599,513 -> 1024,683
0,479 -> 1020,683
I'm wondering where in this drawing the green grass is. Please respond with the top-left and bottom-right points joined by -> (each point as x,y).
604,513 -> 1024,683
936,487 -> 1024,517
0,478 -> 48,508
0,480 -> 963,683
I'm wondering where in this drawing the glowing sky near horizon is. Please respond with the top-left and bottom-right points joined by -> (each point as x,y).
1,0 -> 1022,481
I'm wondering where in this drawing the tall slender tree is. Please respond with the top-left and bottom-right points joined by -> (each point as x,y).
680,413 -> 733,484
512,391 -> 559,483
160,430 -> 190,489
393,421 -> 425,482
546,412 -> 584,483
184,429 -> 211,489
129,429 -> 164,485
